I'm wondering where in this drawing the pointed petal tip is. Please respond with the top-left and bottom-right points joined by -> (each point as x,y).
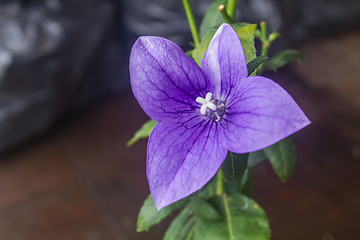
153,201 -> 171,212
219,22 -> 232,29
153,198 -> 164,211
154,198 -> 173,211
151,190 -> 181,211
136,35 -> 153,41
132,36 -> 167,54
224,76 -> 313,153
216,23 -> 232,33
133,36 -> 155,49
209,23 -> 234,46
202,21 -> 248,99
132,36 -> 146,48
301,115 -> 312,129
216,23 -> 238,36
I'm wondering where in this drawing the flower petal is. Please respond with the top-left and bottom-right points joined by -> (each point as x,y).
147,118 -> 227,210
223,76 -> 310,153
201,23 -> 248,101
130,36 -> 209,122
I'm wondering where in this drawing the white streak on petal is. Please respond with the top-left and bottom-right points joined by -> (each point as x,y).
204,41 -> 221,98
209,24 -> 226,46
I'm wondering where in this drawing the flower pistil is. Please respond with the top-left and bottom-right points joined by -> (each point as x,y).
196,92 -> 226,121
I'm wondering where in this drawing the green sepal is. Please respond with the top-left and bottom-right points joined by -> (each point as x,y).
266,49 -> 303,72
199,0 -> 228,39
194,194 -> 270,240
136,194 -> 187,232
264,137 -> 296,182
220,152 -> 248,182
127,119 -> 157,147
247,56 -> 268,76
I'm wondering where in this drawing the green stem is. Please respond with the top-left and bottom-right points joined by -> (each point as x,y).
260,21 -> 270,57
257,43 -> 270,75
260,21 -> 268,42
261,43 -> 270,57
182,0 -> 200,46
227,0 -> 237,21
258,21 -> 270,74
223,195 -> 235,240
218,5 -> 233,24
216,169 -> 225,195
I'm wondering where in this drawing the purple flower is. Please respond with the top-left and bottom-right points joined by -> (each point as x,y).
130,23 -> 310,210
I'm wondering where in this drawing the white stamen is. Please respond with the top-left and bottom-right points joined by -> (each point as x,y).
205,92 -> 212,102
207,102 -> 217,111
196,97 -> 206,105
214,112 -> 221,122
200,104 -> 207,115
196,92 -> 217,115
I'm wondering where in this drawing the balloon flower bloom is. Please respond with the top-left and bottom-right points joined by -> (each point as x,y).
129,23 -> 310,210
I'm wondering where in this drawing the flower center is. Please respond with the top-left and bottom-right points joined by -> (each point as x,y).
196,92 -> 226,121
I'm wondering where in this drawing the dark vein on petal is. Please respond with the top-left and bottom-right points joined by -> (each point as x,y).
141,41 -> 196,100
160,121 -> 211,199
222,118 -> 272,134
143,70 -> 193,107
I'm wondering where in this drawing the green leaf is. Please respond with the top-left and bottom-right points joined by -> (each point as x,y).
194,194 -> 270,240
192,30 -> 215,66
185,50 -> 194,60
264,137 -> 296,182
232,23 -> 257,65
247,56 -> 268,76
192,22 -> 257,68
225,168 -> 253,196
127,119 -> 157,147
221,152 -> 248,182
238,169 -> 254,197
199,0 -> 228,39
188,199 -> 222,222
136,194 -> 186,232
248,150 -> 267,167
164,208 -> 195,240
266,49 -> 303,72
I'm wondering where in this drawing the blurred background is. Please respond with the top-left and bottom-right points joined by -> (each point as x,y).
0,0 -> 359,239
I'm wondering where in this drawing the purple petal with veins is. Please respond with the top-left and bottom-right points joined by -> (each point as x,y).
202,24 -> 248,101
223,76 -> 311,153
147,119 -> 227,209
129,36 -> 211,122
129,23 -> 310,210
